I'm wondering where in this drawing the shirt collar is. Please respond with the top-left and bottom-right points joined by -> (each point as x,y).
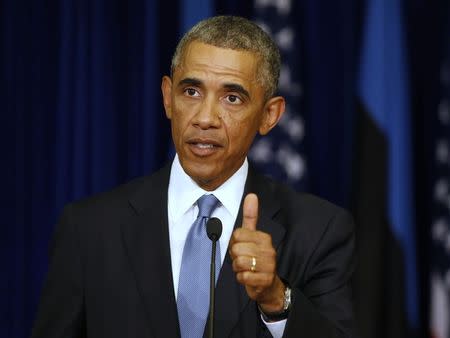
168,155 -> 248,223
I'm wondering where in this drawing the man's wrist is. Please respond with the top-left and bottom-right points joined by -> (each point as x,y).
258,284 -> 292,322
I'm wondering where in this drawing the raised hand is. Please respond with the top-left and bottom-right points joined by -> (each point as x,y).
228,193 -> 285,313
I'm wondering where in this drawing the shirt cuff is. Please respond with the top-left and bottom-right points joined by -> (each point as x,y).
260,314 -> 287,338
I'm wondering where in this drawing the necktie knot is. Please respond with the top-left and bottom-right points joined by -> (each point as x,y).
197,194 -> 220,218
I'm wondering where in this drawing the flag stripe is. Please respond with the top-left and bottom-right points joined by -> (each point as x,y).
358,0 -> 418,328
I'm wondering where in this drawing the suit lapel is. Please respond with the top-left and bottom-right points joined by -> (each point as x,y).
213,167 -> 286,338
121,165 -> 180,338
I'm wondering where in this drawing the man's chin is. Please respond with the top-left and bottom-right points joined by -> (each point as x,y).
182,166 -> 222,191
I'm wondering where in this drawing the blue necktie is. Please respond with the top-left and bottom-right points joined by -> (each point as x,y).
177,194 -> 221,338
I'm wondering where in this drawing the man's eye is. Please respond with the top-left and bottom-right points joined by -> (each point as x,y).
185,88 -> 200,97
225,95 -> 242,104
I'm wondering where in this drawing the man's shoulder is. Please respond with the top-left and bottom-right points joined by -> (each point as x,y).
253,171 -> 355,252
251,169 -> 347,218
62,163 -> 171,218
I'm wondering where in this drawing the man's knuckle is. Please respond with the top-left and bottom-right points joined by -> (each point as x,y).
236,256 -> 245,268
262,232 -> 272,243
268,248 -> 276,259
233,230 -> 244,241
242,271 -> 251,282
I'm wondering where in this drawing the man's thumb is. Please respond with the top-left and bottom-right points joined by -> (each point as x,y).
242,193 -> 258,231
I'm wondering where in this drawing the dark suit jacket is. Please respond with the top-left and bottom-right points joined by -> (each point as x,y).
31,164 -> 356,338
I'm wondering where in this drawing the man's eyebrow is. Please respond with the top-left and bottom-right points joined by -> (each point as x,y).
178,77 -> 203,87
223,83 -> 250,99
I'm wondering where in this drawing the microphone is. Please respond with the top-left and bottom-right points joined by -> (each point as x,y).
206,217 -> 222,338
206,217 -> 222,241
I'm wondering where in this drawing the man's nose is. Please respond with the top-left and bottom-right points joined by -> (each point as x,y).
192,98 -> 221,129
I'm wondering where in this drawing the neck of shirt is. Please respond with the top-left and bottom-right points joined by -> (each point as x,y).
167,155 -> 248,297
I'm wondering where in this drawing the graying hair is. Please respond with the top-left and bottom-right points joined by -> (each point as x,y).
171,16 -> 281,99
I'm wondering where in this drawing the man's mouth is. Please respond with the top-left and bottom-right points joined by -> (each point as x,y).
187,139 -> 221,156
193,143 -> 215,149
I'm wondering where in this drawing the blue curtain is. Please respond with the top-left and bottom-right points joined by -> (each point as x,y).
2,1 -> 179,336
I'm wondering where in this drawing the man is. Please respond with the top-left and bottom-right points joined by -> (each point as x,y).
32,16 -> 356,338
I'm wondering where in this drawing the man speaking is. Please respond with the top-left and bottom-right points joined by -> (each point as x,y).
32,16 -> 356,338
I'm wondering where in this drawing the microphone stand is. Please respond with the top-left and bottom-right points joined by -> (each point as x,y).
206,217 -> 222,338
208,238 -> 218,338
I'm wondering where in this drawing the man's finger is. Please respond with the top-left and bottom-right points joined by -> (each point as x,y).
242,193 -> 258,231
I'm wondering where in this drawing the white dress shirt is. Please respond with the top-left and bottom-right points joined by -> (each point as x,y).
167,155 -> 286,338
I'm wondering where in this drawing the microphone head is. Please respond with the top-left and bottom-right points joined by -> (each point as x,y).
206,217 -> 223,241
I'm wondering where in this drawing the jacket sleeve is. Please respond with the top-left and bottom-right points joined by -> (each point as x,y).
283,208 -> 357,338
31,204 -> 86,338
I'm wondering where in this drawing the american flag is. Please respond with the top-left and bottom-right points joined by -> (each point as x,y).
249,0 -> 307,191
429,18 -> 450,338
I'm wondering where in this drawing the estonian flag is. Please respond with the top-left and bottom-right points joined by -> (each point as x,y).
353,0 -> 419,336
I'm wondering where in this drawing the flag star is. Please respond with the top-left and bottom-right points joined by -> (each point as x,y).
434,179 -> 449,202
436,139 -> 449,164
278,111 -> 304,142
254,0 -> 270,8
438,99 -> 450,125
275,27 -> 294,50
433,219 -> 448,241
286,154 -> 305,180
446,270 -> 450,289
250,139 -> 273,163
287,117 -> 304,142
279,65 -> 292,89
279,65 -> 302,96
254,0 -> 292,15
276,145 -> 305,180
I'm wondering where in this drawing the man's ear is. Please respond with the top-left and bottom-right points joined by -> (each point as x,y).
161,76 -> 173,119
258,96 -> 286,135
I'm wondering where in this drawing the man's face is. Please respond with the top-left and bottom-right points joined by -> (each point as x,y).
162,41 -> 284,190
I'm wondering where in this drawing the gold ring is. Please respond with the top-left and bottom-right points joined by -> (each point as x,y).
250,256 -> 256,272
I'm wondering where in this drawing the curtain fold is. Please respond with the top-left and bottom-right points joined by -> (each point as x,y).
2,1 -> 176,336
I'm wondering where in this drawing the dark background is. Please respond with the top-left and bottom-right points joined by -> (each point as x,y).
1,0 -> 448,337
